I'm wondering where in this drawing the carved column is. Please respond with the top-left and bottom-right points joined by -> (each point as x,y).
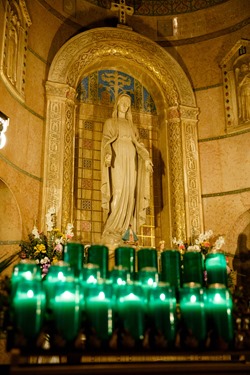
168,106 -> 186,240
168,105 -> 203,242
42,82 -> 76,231
180,105 -> 203,241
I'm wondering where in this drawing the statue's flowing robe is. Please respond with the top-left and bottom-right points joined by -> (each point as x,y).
101,117 -> 150,241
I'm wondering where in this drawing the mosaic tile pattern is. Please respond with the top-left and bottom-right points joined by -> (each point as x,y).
84,0 -> 228,16
77,70 -> 157,114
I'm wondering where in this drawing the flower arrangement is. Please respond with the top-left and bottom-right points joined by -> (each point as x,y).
172,229 -> 225,256
172,230 -> 233,285
19,208 -> 74,277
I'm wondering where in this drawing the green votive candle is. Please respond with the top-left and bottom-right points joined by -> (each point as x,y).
179,282 -> 207,346
11,260 -> 42,299
43,261 -> 74,313
138,267 -> 159,286
205,252 -> 228,286
85,280 -> 114,342
45,261 -> 73,282
115,282 -> 146,342
63,242 -> 84,278
53,281 -> 82,342
161,250 -> 181,289
137,248 -> 158,272
12,280 -> 46,340
115,246 -> 136,278
86,244 -> 109,279
148,282 -> 177,347
205,283 -> 234,346
138,267 -> 159,300
81,263 -> 101,284
110,265 -> 129,286
183,251 -> 204,286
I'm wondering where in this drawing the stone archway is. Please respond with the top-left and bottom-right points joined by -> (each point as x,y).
42,27 -> 203,244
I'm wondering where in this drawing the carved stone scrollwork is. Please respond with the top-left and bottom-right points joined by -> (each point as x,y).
182,115 -> 203,239
1,0 -> 32,100
42,82 -> 76,230
167,105 -> 202,241
167,107 -> 186,240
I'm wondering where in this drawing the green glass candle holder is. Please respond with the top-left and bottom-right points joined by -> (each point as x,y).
52,280 -> 82,342
85,280 -> 114,343
205,283 -> 234,347
138,267 -> 159,301
45,261 -> 74,282
115,246 -> 136,278
43,261 -> 74,314
81,263 -> 101,284
205,252 -> 228,286
148,282 -> 177,347
161,250 -> 181,289
137,248 -> 158,272
179,282 -> 207,347
12,280 -> 46,340
110,265 -> 129,286
138,267 -> 159,286
11,260 -> 42,301
86,244 -> 109,279
115,282 -> 146,344
63,242 -> 84,278
183,251 -> 204,286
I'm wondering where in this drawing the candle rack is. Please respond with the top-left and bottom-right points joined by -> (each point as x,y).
4,246 -> 250,359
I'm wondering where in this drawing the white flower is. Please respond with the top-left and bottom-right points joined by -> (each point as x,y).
196,230 -> 213,244
55,237 -> 63,245
46,207 -> 56,231
32,225 -> 40,239
204,230 -> 213,240
187,244 -> 200,252
213,236 -> 225,250
65,223 -> 74,238
172,237 -> 184,247
40,257 -> 50,265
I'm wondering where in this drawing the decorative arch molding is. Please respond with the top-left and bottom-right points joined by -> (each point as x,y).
43,27 -> 203,243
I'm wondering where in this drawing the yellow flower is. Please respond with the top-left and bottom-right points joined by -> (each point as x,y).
51,257 -> 59,265
34,244 -> 46,253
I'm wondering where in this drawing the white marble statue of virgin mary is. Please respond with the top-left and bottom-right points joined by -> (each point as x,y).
101,93 -> 153,245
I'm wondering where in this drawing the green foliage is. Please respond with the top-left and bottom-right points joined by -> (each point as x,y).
0,252 -> 20,274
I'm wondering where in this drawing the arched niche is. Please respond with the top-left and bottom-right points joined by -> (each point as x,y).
42,27 -> 203,246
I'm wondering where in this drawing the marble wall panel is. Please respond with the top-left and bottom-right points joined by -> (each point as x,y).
25,51 -> 47,115
196,87 -> 226,139
202,191 -> 250,252
199,133 -> 250,195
